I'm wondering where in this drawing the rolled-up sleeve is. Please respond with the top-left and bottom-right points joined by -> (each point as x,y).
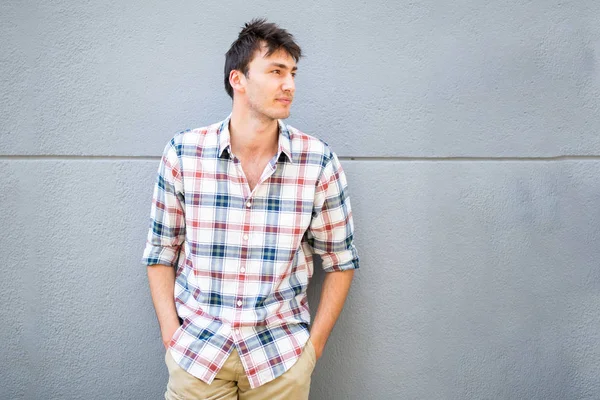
307,152 -> 359,272
141,139 -> 186,267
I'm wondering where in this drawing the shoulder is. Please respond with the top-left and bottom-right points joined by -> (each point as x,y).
284,123 -> 335,166
166,120 -> 222,156
169,120 -> 221,145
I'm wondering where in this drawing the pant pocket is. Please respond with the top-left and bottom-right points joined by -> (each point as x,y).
305,338 -> 317,368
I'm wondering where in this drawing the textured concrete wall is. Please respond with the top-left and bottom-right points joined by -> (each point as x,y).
2,1 -> 600,399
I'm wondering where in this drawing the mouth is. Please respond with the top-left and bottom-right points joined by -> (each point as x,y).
276,98 -> 292,105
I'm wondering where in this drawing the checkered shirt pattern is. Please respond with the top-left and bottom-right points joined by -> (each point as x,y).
142,115 -> 359,388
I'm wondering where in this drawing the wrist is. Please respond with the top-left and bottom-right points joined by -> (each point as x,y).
309,330 -> 328,357
161,318 -> 181,348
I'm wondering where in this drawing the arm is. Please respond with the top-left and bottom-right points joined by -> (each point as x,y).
307,152 -> 360,360
141,139 -> 186,349
147,264 -> 180,349
309,269 -> 354,359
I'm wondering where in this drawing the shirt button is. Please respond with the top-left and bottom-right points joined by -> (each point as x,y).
235,329 -> 241,335
240,267 -> 246,273
246,202 -> 252,208
237,300 -> 243,307
243,234 -> 249,241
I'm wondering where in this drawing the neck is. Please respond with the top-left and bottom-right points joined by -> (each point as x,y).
229,102 -> 279,159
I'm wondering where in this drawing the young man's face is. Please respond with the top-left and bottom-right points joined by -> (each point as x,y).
241,45 -> 297,120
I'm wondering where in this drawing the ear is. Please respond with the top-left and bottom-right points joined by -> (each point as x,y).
229,70 -> 246,95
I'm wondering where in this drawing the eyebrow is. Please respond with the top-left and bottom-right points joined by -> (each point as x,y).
268,62 -> 298,72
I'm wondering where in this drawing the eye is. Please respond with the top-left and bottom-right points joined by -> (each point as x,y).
291,72 -> 297,78
271,70 -> 281,75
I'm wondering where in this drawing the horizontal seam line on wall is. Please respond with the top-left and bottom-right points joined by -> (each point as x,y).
1,155 -> 600,162
344,156 -> 600,161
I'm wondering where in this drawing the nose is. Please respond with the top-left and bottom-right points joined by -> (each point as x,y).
282,73 -> 295,94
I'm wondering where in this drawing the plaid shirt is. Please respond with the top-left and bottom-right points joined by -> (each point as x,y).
142,115 -> 359,388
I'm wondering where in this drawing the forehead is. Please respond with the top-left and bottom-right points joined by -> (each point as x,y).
249,44 -> 297,69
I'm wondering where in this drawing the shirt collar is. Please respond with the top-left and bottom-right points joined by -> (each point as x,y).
218,115 -> 294,163
277,119 -> 293,163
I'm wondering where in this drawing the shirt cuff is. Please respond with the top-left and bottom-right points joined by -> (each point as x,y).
141,244 -> 181,267
320,248 -> 360,273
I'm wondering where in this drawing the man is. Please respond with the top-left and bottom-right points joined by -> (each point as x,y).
142,18 -> 359,399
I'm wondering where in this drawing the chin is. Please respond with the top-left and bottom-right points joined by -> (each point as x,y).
273,109 -> 291,120
260,110 -> 289,121
253,103 -> 291,120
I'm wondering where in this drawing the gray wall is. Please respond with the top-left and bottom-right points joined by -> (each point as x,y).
2,1 -> 600,399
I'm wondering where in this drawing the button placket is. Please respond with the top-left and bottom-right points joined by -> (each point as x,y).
234,194 -> 252,323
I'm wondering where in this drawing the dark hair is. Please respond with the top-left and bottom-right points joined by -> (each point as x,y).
224,18 -> 302,99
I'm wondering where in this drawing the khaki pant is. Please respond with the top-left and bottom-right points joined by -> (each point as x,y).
164,340 -> 317,400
